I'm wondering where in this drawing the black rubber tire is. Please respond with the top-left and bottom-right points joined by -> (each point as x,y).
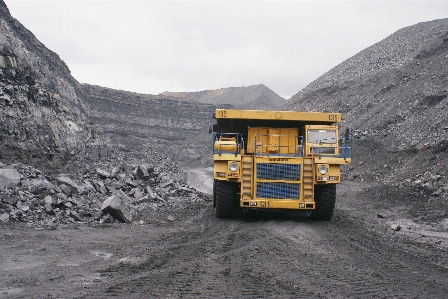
214,180 -> 239,218
213,179 -> 217,208
310,184 -> 336,221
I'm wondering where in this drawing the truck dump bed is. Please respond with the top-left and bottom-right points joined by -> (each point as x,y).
215,109 -> 341,123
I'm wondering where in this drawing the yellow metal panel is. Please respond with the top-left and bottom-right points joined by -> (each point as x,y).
315,157 -> 352,164
213,161 -> 228,179
240,199 -> 315,210
247,127 -> 266,154
268,129 -> 279,152
248,127 -> 299,155
213,154 -> 242,161
255,156 -> 302,164
315,164 -> 341,183
215,109 -> 341,123
213,155 -> 242,181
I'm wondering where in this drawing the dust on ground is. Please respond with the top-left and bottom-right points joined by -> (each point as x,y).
1,169 -> 447,299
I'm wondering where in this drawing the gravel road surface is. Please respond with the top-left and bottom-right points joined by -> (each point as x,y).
1,170 -> 447,299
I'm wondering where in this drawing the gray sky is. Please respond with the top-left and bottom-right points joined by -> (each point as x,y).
4,0 -> 448,99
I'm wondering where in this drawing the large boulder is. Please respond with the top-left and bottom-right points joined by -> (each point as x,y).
0,169 -> 21,190
56,176 -> 81,193
21,178 -> 55,194
101,195 -> 133,223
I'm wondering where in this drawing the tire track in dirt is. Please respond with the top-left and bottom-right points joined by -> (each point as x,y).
81,204 -> 448,298
2,180 -> 447,298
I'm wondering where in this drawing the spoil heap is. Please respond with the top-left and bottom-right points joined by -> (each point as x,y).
281,19 -> 448,200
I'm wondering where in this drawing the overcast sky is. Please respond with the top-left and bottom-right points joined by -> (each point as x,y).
4,0 -> 448,99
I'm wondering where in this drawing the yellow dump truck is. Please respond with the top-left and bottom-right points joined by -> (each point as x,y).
211,109 -> 352,220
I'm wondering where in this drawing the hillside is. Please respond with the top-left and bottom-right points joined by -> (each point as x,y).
281,18 -> 448,198
0,0 -> 218,170
0,0 -> 208,226
0,1 -> 90,170
161,84 -> 284,110
82,84 -> 228,164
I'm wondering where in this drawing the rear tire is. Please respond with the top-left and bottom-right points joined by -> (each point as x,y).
214,180 -> 239,218
310,184 -> 336,221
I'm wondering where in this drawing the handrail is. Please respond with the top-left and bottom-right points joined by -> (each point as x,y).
253,134 -> 303,157
310,136 -> 352,159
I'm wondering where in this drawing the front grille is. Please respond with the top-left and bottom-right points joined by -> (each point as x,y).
256,163 -> 301,180
256,182 -> 301,199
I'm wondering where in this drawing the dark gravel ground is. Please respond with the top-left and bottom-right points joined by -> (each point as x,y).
1,180 -> 447,299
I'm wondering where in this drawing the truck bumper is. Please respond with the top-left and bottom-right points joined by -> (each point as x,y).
240,199 -> 315,210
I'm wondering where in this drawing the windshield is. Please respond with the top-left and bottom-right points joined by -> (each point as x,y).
307,129 -> 337,144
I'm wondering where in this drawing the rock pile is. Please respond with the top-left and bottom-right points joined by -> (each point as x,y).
0,161 -> 208,226
280,18 -> 448,197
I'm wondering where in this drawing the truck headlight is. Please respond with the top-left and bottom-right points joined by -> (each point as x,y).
229,162 -> 239,172
318,165 -> 328,175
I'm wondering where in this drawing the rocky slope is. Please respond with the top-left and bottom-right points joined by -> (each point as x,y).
281,19 -> 448,199
82,84 -> 230,164
0,0 -> 219,170
161,84 -> 284,110
0,1 -> 91,170
0,0 -> 211,225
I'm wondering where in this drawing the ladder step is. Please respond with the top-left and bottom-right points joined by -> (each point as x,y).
241,156 -> 253,197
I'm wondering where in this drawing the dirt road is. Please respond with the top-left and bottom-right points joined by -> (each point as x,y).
1,170 -> 447,298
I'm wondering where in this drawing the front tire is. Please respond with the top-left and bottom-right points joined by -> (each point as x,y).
214,180 -> 239,218
310,184 -> 336,221
213,179 -> 217,207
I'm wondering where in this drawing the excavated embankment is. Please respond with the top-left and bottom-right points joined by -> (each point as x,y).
281,19 -> 448,204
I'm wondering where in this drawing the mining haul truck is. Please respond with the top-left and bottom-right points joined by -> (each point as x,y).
211,109 -> 352,221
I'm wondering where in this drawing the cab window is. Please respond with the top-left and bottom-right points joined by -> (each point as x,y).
307,129 -> 336,144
